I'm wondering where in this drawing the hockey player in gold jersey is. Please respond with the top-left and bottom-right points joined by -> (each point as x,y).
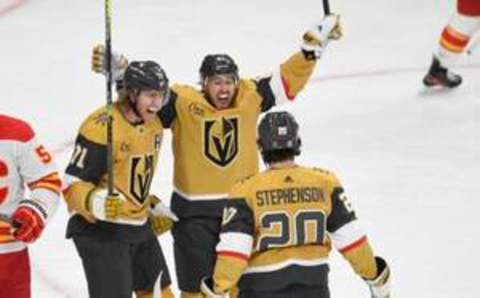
63,61 -> 177,298
200,111 -> 392,298
92,14 -> 342,297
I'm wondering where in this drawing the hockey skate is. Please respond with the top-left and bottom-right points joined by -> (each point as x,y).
422,56 -> 462,88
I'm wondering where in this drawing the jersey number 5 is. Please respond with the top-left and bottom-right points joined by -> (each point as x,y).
0,160 -> 8,203
257,210 -> 327,251
35,145 -> 52,164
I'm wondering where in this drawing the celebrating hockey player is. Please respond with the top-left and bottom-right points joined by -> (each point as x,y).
200,111 -> 392,298
63,61 -> 177,298
0,114 -> 61,298
423,0 -> 480,88
92,14 -> 342,298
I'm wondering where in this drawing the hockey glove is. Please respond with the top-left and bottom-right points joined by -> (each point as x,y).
149,215 -> 174,236
87,188 -> 147,222
91,44 -> 128,81
365,256 -> 391,298
11,205 -> 46,243
150,195 -> 178,221
149,195 -> 178,235
301,14 -> 342,60
200,277 -> 227,298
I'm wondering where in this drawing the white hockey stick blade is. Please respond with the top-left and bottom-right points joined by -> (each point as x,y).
467,35 -> 480,55
153,270 -> 163,298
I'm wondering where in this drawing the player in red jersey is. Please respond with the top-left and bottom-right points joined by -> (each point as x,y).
0,114 -> 61,298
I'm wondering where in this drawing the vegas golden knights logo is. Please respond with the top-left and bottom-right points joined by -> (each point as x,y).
204,117 -> 238,167
129,154 -> 154,203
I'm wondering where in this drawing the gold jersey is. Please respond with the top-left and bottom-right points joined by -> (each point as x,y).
158,52 -> 316,217
64,102 -> 164,237
212,166 -> 378,292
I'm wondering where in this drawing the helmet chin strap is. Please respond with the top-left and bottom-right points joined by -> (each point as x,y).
128,90 -> 144,123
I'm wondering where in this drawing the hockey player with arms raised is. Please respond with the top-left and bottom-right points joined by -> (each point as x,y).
0,114 -> 61,298
63,61 -> 177,298
92,14 -> 342,298
200,111 -> 392,298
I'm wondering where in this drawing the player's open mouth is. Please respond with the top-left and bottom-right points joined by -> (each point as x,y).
147,107 -> 160,114
218,94 -> 230,101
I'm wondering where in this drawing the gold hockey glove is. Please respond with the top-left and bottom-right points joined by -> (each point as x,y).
87,188 -> 147,222
301,14 -> 342,60
149,195 -> 178,236
149,214 -> 174,236
365,256 -> 391,298
91,44 -> 128,81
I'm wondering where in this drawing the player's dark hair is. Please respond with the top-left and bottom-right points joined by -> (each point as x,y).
261,148 -> 297,164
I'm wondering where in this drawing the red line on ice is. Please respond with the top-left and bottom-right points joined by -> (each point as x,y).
0,0 -> 25,17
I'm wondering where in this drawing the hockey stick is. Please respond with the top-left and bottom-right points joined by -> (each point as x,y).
467,34 -> 480,55
0,213 -> 20,229
105,0 -> 115,195
153,270 -> 163,298
322,0 -> 331,15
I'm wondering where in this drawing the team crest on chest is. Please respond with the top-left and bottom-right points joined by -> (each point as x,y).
204,116 -> 239,167
129,154 -> 154,204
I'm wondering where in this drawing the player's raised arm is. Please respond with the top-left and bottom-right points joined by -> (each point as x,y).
254,14 -> 342,111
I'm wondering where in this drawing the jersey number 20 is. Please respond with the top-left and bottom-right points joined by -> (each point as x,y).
257,210 -> 326,251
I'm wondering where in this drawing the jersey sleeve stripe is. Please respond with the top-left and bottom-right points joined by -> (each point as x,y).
26,188 -> 60,223
330,220 -> 366,251
338,235 -> 368,254
30,182 -> 61,195
280,76 -> 295,100
28,172 -> 62,195
0,227 -> 11,236
217,250 -> 250,262
243,258 -> 329,274
268,69 -> 293,106
216,231 -> 253,257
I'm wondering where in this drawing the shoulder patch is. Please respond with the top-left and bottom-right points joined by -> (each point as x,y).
222,206 -> 238,226
78,107 -> 109,145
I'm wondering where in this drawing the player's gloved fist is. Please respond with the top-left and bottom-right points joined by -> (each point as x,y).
150,195 -> 179,221
149,214 -> 174,236
11,205 -> 45,243
88,188 -> 147,222
91,44 -> 128,81
301,14 -> 342,60
365,256 -> 391,298
200,277 -> 227,298
104,194 -> 124,221
148,195 -> 178,235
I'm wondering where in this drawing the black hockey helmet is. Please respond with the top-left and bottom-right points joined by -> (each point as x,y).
124,60 -> 169,94
257,111 -> 301,157
199,54 -> 239,83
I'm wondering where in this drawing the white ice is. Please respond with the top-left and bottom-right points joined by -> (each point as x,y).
1,0 -> 479,297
